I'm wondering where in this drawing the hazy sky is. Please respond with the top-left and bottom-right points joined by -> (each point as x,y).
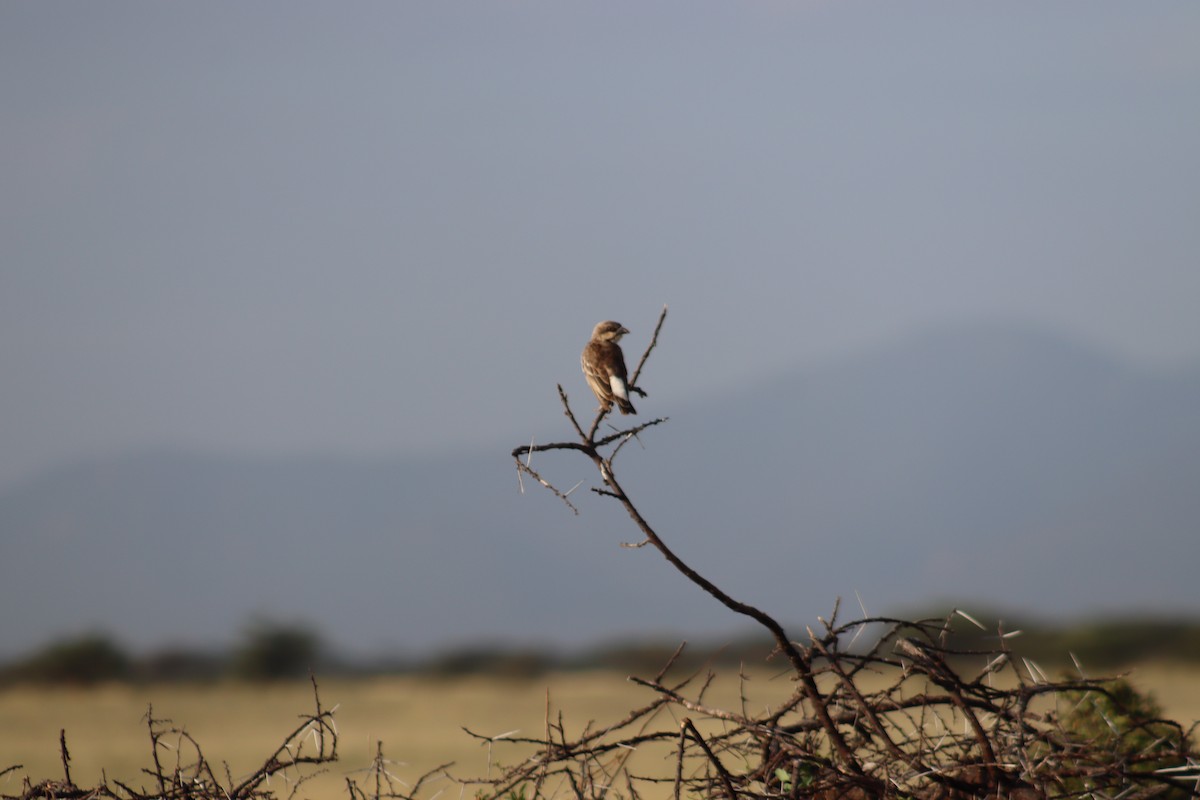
3,2 -> 1199,489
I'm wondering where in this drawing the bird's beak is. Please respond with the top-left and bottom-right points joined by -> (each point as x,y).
620,326 -> 630,335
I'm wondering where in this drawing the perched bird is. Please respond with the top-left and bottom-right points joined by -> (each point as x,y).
582,320 -> 637,415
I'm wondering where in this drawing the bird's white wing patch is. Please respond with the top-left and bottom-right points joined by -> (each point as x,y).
609,375 -> 629,401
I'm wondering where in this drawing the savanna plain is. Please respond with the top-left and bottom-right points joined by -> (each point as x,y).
4,663 -> 1200,800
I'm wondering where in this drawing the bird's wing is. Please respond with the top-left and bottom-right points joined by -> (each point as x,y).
581,342 -> 613,402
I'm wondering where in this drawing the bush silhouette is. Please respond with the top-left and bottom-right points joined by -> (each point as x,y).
4,633 -> 131,685
231,620 -> 320,680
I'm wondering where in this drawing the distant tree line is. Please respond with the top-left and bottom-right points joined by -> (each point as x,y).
5,612 -> 1200,685
928,609 -> 1200,667
0,620 -> 322,685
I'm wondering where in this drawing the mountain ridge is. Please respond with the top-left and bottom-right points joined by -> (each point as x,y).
4,322 -> 1198,659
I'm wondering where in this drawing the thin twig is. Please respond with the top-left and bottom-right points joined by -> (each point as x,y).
629,305 -> 667,389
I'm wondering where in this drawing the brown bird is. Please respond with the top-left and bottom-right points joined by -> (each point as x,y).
582,320 -> 637,415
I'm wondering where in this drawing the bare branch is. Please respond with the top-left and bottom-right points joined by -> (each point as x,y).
628,304 -> 667,389
499,303 -> 1200,800
514,459 -> 580,515
557,384 -> 588,441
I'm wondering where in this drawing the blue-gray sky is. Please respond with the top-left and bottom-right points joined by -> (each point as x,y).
3,2 -> 1199,489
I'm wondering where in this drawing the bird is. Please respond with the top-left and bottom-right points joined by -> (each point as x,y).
582,320 -> 637,415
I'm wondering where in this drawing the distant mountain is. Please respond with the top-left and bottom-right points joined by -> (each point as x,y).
3,323 -> 1198,660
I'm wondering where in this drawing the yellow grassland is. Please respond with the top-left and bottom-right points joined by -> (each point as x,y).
2,663 -> 1198,800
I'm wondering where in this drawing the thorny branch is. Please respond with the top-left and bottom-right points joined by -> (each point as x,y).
5,678 -> 339,800
461,617 -> 1200,800
504,307 -> 1200,798
512,307 -> 864,778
